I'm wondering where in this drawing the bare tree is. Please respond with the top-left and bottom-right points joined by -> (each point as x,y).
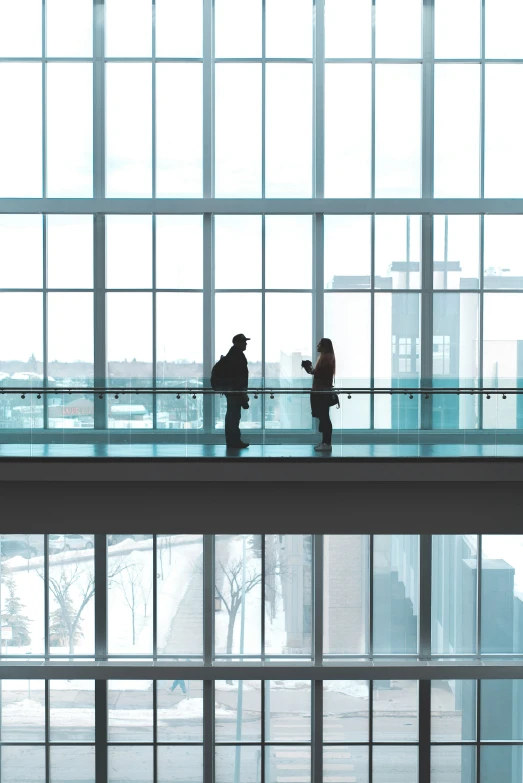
116,562 -> 145,645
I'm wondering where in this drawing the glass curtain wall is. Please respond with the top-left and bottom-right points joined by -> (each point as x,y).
1,0 -> 523,432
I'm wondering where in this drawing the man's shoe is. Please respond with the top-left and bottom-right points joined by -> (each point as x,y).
237,441 -> 249,448
314,443 -> 332,451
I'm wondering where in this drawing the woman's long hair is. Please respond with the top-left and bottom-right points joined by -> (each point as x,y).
317,338 -> 336,376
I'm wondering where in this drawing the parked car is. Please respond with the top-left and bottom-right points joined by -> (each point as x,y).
0,537 -> 38,560
48,534 -> 94,553
108,534 -> 152,546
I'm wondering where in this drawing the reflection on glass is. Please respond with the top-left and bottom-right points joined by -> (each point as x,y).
431,745 -> 475,783
106,64 -> 152,198
266,0 -> 312,58
432,537 -> 478,654
485,0 -> 523,59
266,64 -> 312,197
46,0 -> 93,57
215,745 -> 261,783
0,0 -> 41,56
47,215 -> 93,289
434,65 -> 480,198
50,746 -> 95,782
485,65 -> 523,197
215,0 -> 261,58
433,215 -> 480,290
156,215 -> 203,289
373,535 -> 419,655
480,745 -> 523,783
375,0 -> 422,58
265,216 -> 312,290
0,536 -> 44,654
434,0 -> 480,59
215,680 -> 261,741
375,65 -> 421,198
482,680 -> 523,739
105,0 -> 151,57
266,535 -> 312,657
48,534 -> 94,655
325,0 -> 372,58
156,535 -> 203,655
214,534 -> 261,657
157,680 -> 204,743
431,680 -> 476,742
109,746 -> 154,783
0,680 -> 45,741
215,64 -> 262,198
373,681 -> 418,742
373,745 -> 418,783
325,64 -> 372,197
215,216 -> 262,290
0,64 -> 42,197
0,746 -> 45,783
323,681 -> 369,742
156,64 -> 202,198
484,216 -> 523,286
267,681 -> 311,741
323,535 -> 370,655
266,746 -> 311,783
50,680 -> 95,741
158,746 -> 203,783
0,215 -> 43,289
375,216 -> 421,290
481,536 -> 523,654
107,539 -> 154,654
106,216 -> 152,289
156,0 -> 202,58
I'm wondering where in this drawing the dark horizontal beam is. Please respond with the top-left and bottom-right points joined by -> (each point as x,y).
0,386 -> 520,396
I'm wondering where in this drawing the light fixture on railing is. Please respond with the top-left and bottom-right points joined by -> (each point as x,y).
503,394 -> 507,400
347,394 -> 351,399
37,394 -> 41,400
176,394 -> 181,400
99,394 -> 104,400
425,393 -> 429,399
486,394 -> 491,399
192,394 -> 196,399
254,394 -> 258,399
409,394 -> 413,400
21,394 -> 25,399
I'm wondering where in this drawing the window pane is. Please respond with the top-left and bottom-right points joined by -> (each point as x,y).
373,746 -> 418,783
373,535 -> 419,654
483,293 -> 523,391
266,747 -> 311,783
324,293 -> 371,429
214,293 -> 262,375
214,534 -> 261,657
107,542 -> 154,654
157,293 -> 203,376
325,65 -> 371,198
156,215 -> 203,289
0,536 -> 45,655
46,0 -> 93,57
435,0 -> 480,58
267,681 -> 311,741
0,292 -> 43,365
325,0 -> 372,58
157,680 -> 203,742
0,746 -> 45,783
265,536 -> 311,655
48,293 -> 94,382
0,680 -> 45,740
324,216 -> 371,288
375,216 -> 421,289
375,0 -> 422,58
215,216 -> 261,290
434,215 -> 480,290
0,64 -> 42,197
0,215 -> 42,289
434,65 -> 480,198
50,680 -> 95,741
373,681 -> 418,742
215,680 -> 261,741
215,746 -> 261,783
431,746 -> 475,783
109,746 -> 153,783
215,64 -> 262,198
485,0 -> 523,59
0,0 -> 41,56
481,746 -> 523,783
47,63 -> 93,198
47,215 -> 93,289
432,536 -> 478,655
270,535 -> 312,656
157,63 -> 202,198
105,0 -> 151,57
156,0 -> 202,57
48,534 -> 94,655
265,293 -> 311,384
265,216 -> 312,290
50,747 -> 95,783
431,680 -> 476,741
266,0 -> 312,58
324,535 -> 369,655
158,746 -> 203,783
106,216 -> 152,289
481,536 -> 523,653
108,681 -> 153,741
484,215 -> 523,286
323,682 -> 369,741
215,0 -> 261,58
106,64 -> 152,197
485,65 -> 523,197
324,747 -> 369,783
266,64 -> 312,198
481,680 -> 523,739
375,65 -> 421,198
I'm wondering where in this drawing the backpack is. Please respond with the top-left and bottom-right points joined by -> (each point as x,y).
210,355 -> 230,392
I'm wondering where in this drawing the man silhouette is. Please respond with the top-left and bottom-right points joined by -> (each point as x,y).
224,333 -> 250,449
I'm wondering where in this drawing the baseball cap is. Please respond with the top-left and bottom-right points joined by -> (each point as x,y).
232,333 -> 250,344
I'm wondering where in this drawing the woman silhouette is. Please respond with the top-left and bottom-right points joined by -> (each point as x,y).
302,338 -> 336,452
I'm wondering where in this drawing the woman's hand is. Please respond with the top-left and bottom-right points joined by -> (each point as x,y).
301,359 -> 313,374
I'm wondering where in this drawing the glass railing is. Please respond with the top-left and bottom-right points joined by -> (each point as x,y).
1,377 -> 523,457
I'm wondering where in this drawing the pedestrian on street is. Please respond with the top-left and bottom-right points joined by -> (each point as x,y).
169,679 -> 187,695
